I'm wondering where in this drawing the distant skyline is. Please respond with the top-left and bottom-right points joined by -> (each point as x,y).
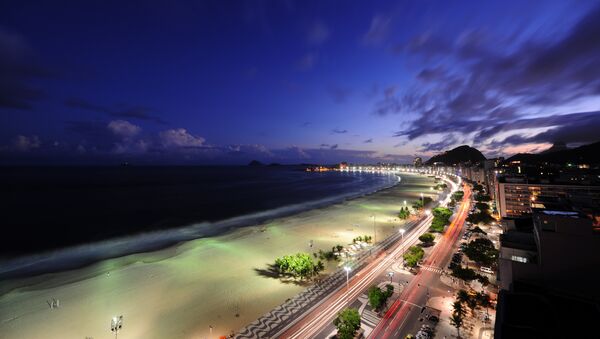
1,1 -> 600,165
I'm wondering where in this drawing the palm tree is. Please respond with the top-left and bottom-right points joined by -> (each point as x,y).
476,292 -> 492,320
453,301 -> 466,318
456,289 -> 470,305
466,297 -> 479,317
313,260 -> 325,277
450,312 -> 464,338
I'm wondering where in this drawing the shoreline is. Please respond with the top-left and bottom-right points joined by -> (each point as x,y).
0,173 -> 437,339
0,172 -> 399,280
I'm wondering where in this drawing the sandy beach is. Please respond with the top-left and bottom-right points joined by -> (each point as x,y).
0,173 -> 435,339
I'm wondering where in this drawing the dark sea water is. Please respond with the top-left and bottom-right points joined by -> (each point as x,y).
0,166 -> 397,261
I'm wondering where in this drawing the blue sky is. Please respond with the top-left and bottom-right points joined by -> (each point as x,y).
1,1 -> 600,164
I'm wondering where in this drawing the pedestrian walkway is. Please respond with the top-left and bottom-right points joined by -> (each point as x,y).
419,265 -> 444,274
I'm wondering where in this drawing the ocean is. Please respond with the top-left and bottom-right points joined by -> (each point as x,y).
0,166 -> 397,276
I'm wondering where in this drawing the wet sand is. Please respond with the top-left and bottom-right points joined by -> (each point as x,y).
0,173 -> 435,339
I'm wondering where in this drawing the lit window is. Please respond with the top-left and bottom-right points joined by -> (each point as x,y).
511,255 -> 528,263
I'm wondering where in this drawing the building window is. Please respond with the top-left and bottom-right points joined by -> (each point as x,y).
511,255 -> 528,263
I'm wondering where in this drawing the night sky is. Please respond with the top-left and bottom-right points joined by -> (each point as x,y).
1,1 -> 600,165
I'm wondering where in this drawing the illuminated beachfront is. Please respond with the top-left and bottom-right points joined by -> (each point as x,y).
0,172 -> 440,339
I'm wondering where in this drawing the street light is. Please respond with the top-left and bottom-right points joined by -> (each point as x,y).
399,229 -> 406,263
370,215 -> 376,243
111,315 -> 123,339
344,266 -> 351,290
403,200 -> 407,206
425,210 -> 431,216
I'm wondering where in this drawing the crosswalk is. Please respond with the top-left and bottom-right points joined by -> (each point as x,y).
361,309 -> 381,327
419,265 -> 444,274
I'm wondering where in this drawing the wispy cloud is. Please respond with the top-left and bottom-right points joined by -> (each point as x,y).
65,98 -> 167,124
381,4 -> 600,151
331,128 -> 348,134
361,14 -> 392,46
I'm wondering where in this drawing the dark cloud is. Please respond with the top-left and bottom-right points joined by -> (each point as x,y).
480,111 -> 600,148
364,138 -> 373,143
0,28 -> 52,110
331,128 -> 348,134
384,4 -> 600,150
419,135 -> 458,152
65,98 -> 167,124
329,144 -> 338,150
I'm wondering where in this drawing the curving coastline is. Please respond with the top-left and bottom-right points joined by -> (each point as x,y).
0,172 -> 436,339
0,172 -> 398,280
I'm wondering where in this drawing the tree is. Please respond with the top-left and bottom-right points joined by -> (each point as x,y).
477,274 -> 490,286
403,246 -> 425,267
274,252 -> 324,280
398,207 -> 410,220
368,285 -> 393,311
412,197 -> 433,210
333,308 -> 361,339
466,295 -> 479,316
419,233 -> 435,244
423,196 -> 433,205
450,312 -> 464,338
475,202 -> 490,212
453,191 -> 464,201
456,290 -> 470,305
433,207 -> 453,220
476,292 -> 492,319
466,211 -> 494,225
430,207 -> 453,233
464,238 -> 498,266
475,194 -> 491,202
451,265 -> 478,282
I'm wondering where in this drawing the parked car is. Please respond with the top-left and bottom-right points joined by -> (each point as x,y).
480,266 -> 494,274
421,325 -> 434,334
428,315 -> 439,322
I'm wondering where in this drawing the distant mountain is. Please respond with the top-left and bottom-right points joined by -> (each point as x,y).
507,141 -> 600,165
540,141 -> 568,154
425,145 -> 486,165
247,160 -> 264,166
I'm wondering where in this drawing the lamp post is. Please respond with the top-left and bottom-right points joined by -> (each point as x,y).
344,265 -> 352,305
111,315 -> 123,339
344,266 -> 351,290
399,229 -> 406,264
370,215 -> 376,243
387,271 -> 394,283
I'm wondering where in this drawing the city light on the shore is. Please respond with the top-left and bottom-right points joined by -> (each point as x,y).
2,1 -> 600,339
